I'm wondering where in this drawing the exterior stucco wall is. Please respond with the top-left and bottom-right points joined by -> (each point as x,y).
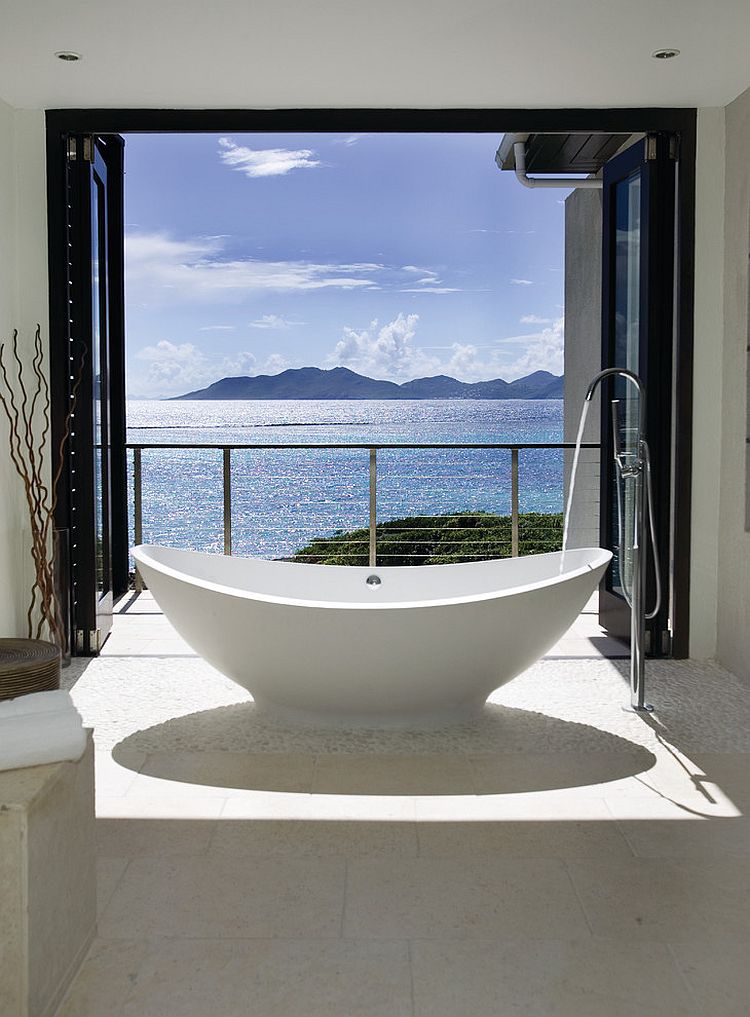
0,99 -> 49,636
715,86 -> 750,682
563,189 -> 602,549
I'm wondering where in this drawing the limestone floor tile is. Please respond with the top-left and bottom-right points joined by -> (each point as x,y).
603,788 -> 741,821
94,750 -> 146,797
467,751 -> 654,796
618,817 -> 750,857
607,748 -> 745,812
209,819 -> 419,858
116,938 -> 412,1017
312,754 -> 475,795
410,938 -> 698,1017
219,792 -> 417,822
566,857 -> 750,942
139,750 -> 315,793
344,857 -> 590,939
98,855 -> 346,939
114,768 -> 244,800
96,857 -> 130,918
57,939 -> 151,1017
414,790 -> 614,822
415,820 -> 634,859
96,818 -> 217,857
689,753 -> 750,807
96,794 -> 227,820
671,940 -> 750,1016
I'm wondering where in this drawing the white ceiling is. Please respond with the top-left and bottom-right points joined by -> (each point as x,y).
0,0 -> 748,111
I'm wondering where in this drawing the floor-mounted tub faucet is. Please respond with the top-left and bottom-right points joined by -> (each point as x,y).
584,368 -> 662,712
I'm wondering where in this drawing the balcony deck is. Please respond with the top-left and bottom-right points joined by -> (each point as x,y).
58,599 -> 750,1016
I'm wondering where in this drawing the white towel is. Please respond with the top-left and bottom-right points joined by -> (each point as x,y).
0,708 -> 87,772
0,690 -> 74,719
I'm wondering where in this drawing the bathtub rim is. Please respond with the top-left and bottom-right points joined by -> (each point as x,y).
132,544 -> 613,613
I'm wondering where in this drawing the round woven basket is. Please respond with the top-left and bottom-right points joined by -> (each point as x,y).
0,639 -> 61,701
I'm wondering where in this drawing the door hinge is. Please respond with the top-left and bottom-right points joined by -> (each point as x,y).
75,628 -> 102,653
67,136 -> 95,163
660,628 -> 673,655
646,133 -> 679,162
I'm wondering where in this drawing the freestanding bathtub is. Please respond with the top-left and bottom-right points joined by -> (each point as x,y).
132,545 -> 611,728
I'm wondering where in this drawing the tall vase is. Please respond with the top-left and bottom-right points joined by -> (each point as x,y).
52,528 -> 72,667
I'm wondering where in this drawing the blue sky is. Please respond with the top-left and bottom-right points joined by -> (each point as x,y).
124,132 -> 570,398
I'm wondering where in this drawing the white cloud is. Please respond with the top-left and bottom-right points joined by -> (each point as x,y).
400,287 -> 461,294
468,228 -> 537,235
495,317 -> 564,380
131,313 -> 565,396
333,134 -> 370,147
329,313 -> 434,381
125,232 -> 380,307
510,278 -> 533,286
520,314 -> 552,325
326,313 -> 564,385
262,353 -> 291,374
218,137 -> 321,177
198,324 -> 235,331
125,234 -> 464,308
130,339 -> 290,398
248,314 -> 305,330
398,267 -> 460,294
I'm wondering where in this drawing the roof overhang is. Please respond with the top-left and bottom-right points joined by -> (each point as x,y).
496,133 -> 634,174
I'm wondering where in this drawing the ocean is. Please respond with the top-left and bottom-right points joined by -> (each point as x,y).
127,399 -> 565,559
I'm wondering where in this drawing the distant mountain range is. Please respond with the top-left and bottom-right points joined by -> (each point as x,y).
173,366 -> 563,401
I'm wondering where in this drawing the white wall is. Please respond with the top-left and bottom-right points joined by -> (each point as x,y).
0,99 -> 49,636
689,108 -> 726,660
715,86 -> 750,682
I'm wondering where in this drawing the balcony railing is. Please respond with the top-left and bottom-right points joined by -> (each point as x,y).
127,441 -> 600,586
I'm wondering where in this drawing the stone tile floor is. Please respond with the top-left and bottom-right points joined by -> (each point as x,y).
56,593 -> 750,1015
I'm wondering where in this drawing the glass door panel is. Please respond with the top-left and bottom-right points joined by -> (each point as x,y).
599,135 -> 676,653
609,167 -> 641,603
91,159 -> 113,642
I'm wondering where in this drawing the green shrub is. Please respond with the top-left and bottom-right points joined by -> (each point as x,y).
290,511 -> 563,566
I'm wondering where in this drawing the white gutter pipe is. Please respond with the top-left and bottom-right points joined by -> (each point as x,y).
512,141 -> 602,190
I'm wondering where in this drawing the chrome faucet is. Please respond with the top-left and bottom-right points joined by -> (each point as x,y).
585,368 -> 661,712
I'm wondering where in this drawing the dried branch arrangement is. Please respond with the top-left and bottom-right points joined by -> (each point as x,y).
0,326 -> 82,649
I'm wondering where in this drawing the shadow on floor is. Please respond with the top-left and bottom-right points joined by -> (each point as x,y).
111,702 -> 655,795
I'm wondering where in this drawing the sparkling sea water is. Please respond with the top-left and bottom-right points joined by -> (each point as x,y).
127,399 -> 564,559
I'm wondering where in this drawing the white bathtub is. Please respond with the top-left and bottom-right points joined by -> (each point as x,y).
132,545 -> 612,728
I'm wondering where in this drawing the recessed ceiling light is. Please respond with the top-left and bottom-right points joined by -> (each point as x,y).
651,48 -> 680,60
55,51 -> 82,62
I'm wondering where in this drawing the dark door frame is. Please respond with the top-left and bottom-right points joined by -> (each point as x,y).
599,133 -> 677,654
47,131 -> 126,654
45,107 -> 696,657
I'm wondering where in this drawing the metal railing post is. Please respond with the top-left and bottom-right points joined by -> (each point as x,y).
223,447 -> 232,555
133,447 -> 143,591
369,447 -> 377,567
511,447 -> 519,557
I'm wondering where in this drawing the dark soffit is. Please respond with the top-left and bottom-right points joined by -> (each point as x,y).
496,132 -> 633,173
